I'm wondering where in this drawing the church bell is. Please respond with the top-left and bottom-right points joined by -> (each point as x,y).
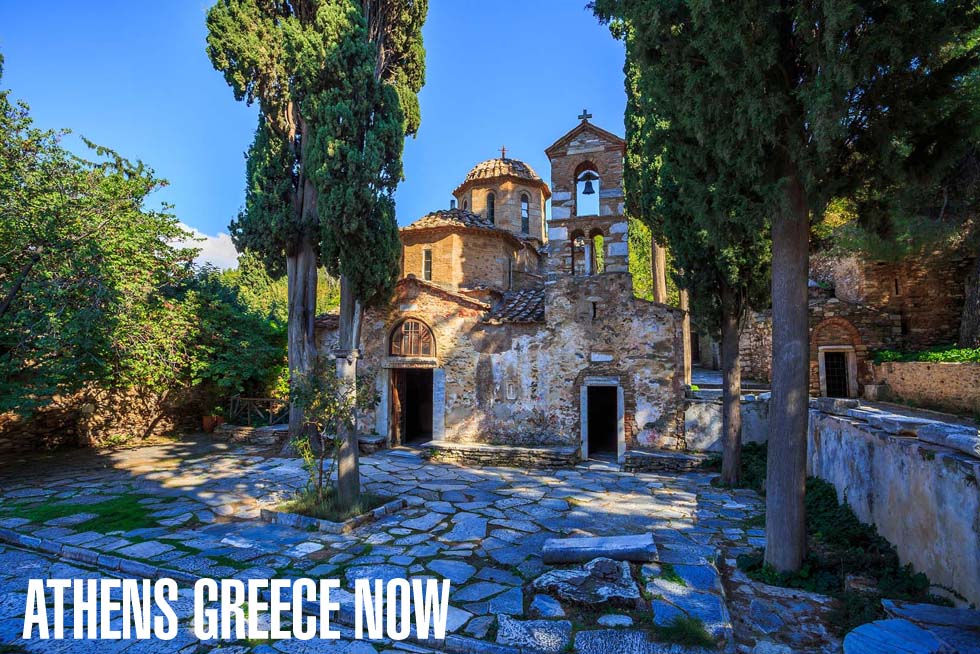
580,171 -> 598,195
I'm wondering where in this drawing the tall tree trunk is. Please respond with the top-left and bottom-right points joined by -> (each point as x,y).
959,253 -> 980,347
652,242 -> 668,303
335,273 -> 363,508
719,284 -> 743,486
679,287 -> 692,385
286,235 -> 319,439
764,172 -> 809,572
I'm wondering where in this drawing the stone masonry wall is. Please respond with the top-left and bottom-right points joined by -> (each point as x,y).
808,407 -> 980,606
871,361 -> 980,416
316,272 -> 686,451
0,386 -> 207,455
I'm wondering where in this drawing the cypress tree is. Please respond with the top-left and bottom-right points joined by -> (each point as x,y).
207,0 -> 426,506
595,0 -> 980,570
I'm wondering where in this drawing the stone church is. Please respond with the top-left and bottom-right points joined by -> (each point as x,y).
317,117 -> 685,462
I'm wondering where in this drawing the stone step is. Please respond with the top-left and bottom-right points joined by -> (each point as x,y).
420,441 -> 580,468
542,534 -> 658,564
622,449 -> 710,473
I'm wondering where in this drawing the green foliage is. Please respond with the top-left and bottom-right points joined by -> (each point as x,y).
653,615 -> 715,648
0,72 -> 195,412
737,478 -> 948,635
207,0 -> 427,307
871,345 -> 980,364
289,360 -> 378,502
0,69 -> 289,421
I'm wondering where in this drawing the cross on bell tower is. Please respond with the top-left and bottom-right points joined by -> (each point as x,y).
578,108 -> 592,122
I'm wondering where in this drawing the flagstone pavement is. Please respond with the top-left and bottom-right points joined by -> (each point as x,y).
0,436 -> 808,654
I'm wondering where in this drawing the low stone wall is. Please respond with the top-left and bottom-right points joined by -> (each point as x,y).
807,405 -> 980,606
622,449 -> 709,473
420,441 -> 580,468
871,361 -> 980,416
0,386 -> 209,455
684,392 -> 770,452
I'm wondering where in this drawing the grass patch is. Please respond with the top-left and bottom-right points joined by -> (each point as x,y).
3,493 -> 161,533
658,562 -> 685,586
737,477 -> 950,635
653,615 -> 715,648
278,488 -> 390,523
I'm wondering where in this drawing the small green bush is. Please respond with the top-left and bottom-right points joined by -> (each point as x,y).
871,345 -> 980,364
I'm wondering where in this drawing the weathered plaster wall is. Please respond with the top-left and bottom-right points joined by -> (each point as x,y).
871,361 -> 980,416
807,408 -> 980,606
316,272 -> 685,451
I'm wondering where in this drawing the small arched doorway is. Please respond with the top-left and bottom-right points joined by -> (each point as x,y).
389,319 -> 437,444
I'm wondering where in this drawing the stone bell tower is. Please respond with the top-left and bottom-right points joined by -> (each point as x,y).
544,111 -> 628,276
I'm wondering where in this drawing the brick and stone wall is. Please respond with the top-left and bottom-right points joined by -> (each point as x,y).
871,361 -> 980,416
401,228 -> 538,292
455,179 -> 548,243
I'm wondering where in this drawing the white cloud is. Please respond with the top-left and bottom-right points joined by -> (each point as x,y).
178,223 -> 240,270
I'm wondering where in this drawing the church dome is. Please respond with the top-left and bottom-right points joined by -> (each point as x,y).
453,156 -> 551,198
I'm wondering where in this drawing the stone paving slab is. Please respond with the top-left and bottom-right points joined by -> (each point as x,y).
0,438 -> 769,653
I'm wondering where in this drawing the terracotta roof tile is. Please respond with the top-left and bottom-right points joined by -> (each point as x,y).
453,157 -> 551,198
484,287 -> 545,324
402,208 -> 495,232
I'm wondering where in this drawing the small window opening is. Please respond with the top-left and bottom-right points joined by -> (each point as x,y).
463,199 -> 468,210
422,248 -> 433,281
590,229 -> 605,274
487,192 -> 495,224
571,232 -> 587,275
592,302 -> 598,320
506,382 -> 517,400
520,194 -> 530,234
894,277 -> 901,296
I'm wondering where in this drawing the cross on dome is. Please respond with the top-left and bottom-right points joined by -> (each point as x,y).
500,145 -> 507,159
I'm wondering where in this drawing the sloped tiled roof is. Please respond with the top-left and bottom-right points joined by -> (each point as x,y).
453,157 -> 551,198
402,208 -> 495,232
484,287 -> 545,324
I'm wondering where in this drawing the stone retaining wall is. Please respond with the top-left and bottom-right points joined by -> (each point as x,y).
807,406 -> 980,606
684,393 -> 770,452
870,361 -> 980,416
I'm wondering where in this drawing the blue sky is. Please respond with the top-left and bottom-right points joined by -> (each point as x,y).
0,1 -> 626,268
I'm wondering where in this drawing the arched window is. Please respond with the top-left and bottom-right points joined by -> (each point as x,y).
462,199 -> 468,211
520,194 -> 530,234
589,229 -> 605,274
486,192 -> 496,224
390,319 -> 435,357
575,163 -> 600,217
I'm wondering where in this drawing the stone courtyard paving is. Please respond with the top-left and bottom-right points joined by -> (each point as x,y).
0,436 -> 841,653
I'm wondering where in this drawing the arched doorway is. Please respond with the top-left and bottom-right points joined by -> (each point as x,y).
388,319 -> 437,444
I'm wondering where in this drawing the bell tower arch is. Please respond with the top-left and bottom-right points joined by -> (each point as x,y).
544,113 -> 628,276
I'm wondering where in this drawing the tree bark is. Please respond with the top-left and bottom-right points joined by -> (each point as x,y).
286,235 -> 319,439
764,172 -> 810,572
335,273 -> 363,508
679,287 -> 692,385
652,242 -> 668,303
959,252 -> 980,347
719,284 -> 743,486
